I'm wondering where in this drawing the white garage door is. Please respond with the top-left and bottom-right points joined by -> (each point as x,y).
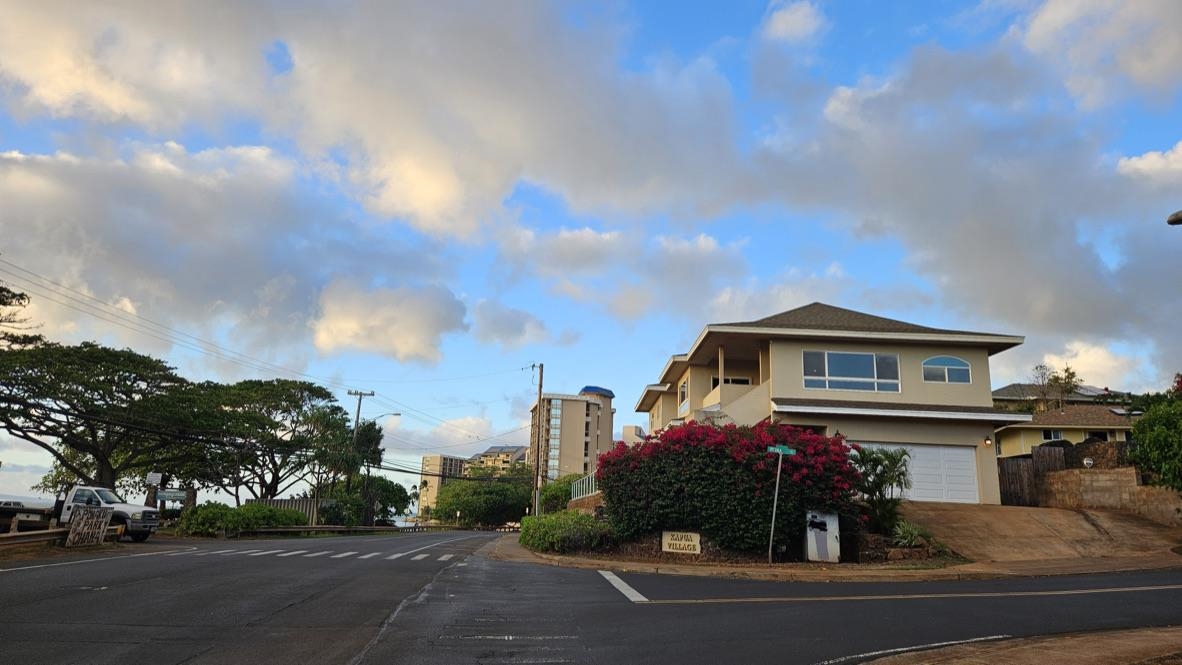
861,443 -> 979,504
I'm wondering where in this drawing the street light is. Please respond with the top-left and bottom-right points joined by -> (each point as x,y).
1169,210 -> 1182,226
360,412 -> 400,525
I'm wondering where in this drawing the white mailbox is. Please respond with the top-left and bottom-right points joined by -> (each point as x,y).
805,511 -> 840,563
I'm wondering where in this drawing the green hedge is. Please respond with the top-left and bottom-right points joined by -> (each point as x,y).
596,421 -> 860,553
177,501 -> 307,536
519,511 -> 615,553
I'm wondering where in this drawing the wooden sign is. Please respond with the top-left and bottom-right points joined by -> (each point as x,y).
65,506 -> 114,548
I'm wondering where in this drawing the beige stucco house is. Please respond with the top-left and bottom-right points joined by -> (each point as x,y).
994,404 -> 1138,457
635,303 -> 1031,504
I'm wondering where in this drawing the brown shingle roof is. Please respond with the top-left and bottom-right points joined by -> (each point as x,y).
1013,404 -> 1139,428
722,302 -> 993,337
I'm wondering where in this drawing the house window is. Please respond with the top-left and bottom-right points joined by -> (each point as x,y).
922,356 -> 972,384
802,351 -> 900,392
678,379 -> 689,414
1086,431 -> 1109,441
1042,429 -> 1063,441
710,376 -> 752,389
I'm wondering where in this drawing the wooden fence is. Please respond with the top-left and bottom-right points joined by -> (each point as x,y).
998,446 -> 1065,506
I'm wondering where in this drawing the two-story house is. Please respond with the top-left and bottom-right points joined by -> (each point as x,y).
635,303 -> 1031,504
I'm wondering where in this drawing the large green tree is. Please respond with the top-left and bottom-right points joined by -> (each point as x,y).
0,283 -> 43,350
0,342 -> 213,489
205,379 -> 349,503
435,470 -> 531,527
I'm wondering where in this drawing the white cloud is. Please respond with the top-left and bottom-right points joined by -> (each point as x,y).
312,280 -> 467,363
1021,0 -> 1182,106
761,1 -> 828,43
1041,341 -> 1147,393
1117,140 -> 1182,186
470,300 -> 550,349
0,144 -> 448,378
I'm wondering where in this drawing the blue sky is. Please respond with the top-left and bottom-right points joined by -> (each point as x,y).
1,1 -> 1180,500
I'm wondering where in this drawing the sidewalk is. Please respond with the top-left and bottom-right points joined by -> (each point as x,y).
485,535 -> 1182,664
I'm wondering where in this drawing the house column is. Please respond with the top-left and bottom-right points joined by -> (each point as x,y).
718,345 -> 725,387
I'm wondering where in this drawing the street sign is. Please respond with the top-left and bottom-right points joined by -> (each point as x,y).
766,444 -> 795,563
157,489 -> 187,502
146,472 -> 163,486
767,445 -> 796,455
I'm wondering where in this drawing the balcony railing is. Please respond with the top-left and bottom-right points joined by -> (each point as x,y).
571,473 -> 598,501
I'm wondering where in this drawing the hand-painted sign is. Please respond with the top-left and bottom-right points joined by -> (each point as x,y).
65,506 -> 114,548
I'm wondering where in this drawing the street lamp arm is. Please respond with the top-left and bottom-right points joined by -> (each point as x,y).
1169,210 -> 1182,226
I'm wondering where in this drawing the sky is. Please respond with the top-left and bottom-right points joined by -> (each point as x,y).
1,0 -> 1180,501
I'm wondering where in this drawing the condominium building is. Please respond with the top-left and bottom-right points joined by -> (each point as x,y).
418,454 -> 467,518
529,386 -> 615,480
466,445 -> 528,475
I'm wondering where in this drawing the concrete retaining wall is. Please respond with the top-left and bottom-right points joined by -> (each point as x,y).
1039,467 -> 1182,527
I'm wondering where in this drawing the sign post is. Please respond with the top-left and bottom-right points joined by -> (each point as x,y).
766,444 -> 796,564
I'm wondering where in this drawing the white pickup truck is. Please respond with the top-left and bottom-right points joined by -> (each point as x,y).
57,486 -> 159,542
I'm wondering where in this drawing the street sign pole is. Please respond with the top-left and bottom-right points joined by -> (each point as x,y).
766,445 -> 796,565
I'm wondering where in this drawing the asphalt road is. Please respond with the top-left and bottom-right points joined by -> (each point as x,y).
2,533 -> 1181,664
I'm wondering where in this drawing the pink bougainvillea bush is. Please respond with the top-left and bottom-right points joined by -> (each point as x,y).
596,421 -> 860,552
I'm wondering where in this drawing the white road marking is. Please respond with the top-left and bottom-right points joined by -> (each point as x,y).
0,548 -> 197,573
598,570 -> 648,603
438,554 -> 453,561
411,553 -> 430,560
304,551 -> 331,558
359,553 -> 381,559
194,549 -> 237,557
811,635 -> 1012,665
332,551 -> 358,559
382,535 -> 482,561
248,550 -> 285,557
277,550 -> 308,557
220,549 -> 262,556
441,635 -> 578,641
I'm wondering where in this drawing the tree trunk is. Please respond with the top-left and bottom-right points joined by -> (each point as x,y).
95,460 -> 117,488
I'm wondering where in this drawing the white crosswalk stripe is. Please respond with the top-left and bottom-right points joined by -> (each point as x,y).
194,549 -> 237,557
331,551 -> 358,559
386,552 -> 407,560
438,554 -> 453,561
412,553 -> 430,560
359,552 -> 381,559
221,549 -> 263,556
304,551 -> 331,558
249,550 -> 285,557
277,550 -> 308,557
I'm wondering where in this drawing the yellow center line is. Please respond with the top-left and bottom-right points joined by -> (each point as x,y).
640,583 -> 1182,605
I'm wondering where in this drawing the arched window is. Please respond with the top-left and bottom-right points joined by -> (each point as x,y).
922,356 -> 971,384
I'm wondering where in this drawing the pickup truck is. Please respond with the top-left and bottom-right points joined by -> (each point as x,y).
56,486 -> 159,542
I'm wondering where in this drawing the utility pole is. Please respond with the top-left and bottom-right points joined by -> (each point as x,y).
531,363 -> 544,517
348,389 -> 375,524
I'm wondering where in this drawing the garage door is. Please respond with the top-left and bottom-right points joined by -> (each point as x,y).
861,443 -> 979,504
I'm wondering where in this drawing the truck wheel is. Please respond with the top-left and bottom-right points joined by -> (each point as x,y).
112,517 -> 128,541
130,532 -> 150,543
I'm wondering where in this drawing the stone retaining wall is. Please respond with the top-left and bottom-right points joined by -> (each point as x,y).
1039,467 -> 1182,527
567,492 -> 604,515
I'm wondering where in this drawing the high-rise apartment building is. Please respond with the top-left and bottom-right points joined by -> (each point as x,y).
529,386 -> 615,480
418,454 -> 467,519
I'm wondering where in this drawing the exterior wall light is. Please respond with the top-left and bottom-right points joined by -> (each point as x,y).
1083,457 -> 1095,468
984,437 -> 993,446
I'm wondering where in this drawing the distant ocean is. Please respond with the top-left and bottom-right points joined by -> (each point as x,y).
0,493 -> 54,508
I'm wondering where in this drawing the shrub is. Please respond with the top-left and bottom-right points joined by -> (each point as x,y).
596,422 -> 859,553
519,511 -> 615,553
177,502 -> 234,536
177,501 -> 308,536
892,519 -> 928,547
850,446 -> 911,534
